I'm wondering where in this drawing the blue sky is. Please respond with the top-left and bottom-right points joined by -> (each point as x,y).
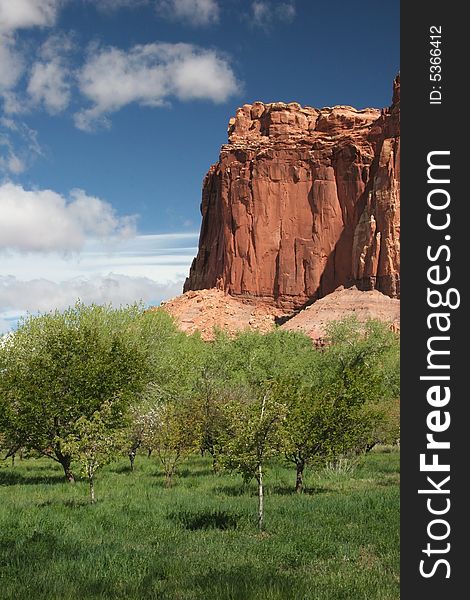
0,0 -> 399,333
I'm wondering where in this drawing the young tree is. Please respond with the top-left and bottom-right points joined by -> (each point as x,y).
0,303 -> 177,481
63,401 -> 123,503
279,379 -> 380,493
321,317 -> 400,449
188,339 -> 233,466
142,396 -> 201,487
280,317 -> 400,492
125,399 -> 176,468
126,404 -> 151,471
203,329 -> 313,509
137,330 -> 211,481
277,379 -> 325,494
217,386 -> 286,531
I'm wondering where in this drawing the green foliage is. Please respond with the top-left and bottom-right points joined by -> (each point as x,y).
197,331 -> 311,527
1,305 -> 400,507
62,400 -> 125,502
277,318 -> 400,490
322,317 -> 400,402
319,317 -> 400,452
142,388 -> 201,486
217,388 -> 286,483
0,308 -> 401,591
0,302 -> 178,480
210,328 -> 315,389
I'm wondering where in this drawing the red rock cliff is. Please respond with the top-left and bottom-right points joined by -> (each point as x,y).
184,76 -> 400,309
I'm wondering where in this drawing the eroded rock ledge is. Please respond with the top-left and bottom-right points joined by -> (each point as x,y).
184,76 -> 400,310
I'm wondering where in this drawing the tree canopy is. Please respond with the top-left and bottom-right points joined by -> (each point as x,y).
0,302 -> 177,481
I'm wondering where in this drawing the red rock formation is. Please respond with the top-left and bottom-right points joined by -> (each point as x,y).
157,288 -> 285,341
184,76 -> 400,310
158,286 -> 400,343
280,286 -> 400,343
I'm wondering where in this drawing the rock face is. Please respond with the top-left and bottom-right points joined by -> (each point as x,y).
158,286 -> 400,343
280,286 -> 400,343
184,76 -> 400,310
157,289 -> 285,341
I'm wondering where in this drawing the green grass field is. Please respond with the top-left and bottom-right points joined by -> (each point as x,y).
0,449 -> 399,600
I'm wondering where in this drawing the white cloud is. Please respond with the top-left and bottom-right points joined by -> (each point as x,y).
27,61 -> 70,113
0,1 -> 65,116
251,1 -> 296,29
0,0 -> 62,32
0,273 -> 184,315
0,34 -> 24,92
1,232 -> 199,280
0,151 -> 24,174
75,41 -> 239,130
1,91 -> 26,114
252,1 -> 268,25
0,119 -> 42,174
0,182 -> 137,253
156,0 -> 220,26
276,2 -> 296,21
27,34 -> 74,113
0,232 -> 199,331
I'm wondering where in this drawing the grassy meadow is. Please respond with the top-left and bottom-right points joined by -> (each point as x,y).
0,448 -> 399,600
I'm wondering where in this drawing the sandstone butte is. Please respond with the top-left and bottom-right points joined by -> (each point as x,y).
157,76 -> 400,340
184,76 -> 400,311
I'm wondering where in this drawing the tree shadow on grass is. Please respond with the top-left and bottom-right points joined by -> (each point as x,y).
178,467 -> 214,479
62,498 -> 93,508
108,463 -> 134,474
191,565 -> 308,599
11,463 -> 57,472
169,509 -> 240,531
214,485 -> 255,497
36,498 -> 92,509
0,530 -> 59,554
0,470 -> 65,486
376,477 -> 400,487
272,485 -> 329,496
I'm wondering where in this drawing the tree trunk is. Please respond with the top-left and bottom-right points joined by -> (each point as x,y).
87,460 -> 96,503
90,478 -> 95,503
258,464 -> 264,531
257,392 -> 268,532
89,474 -> 95,503
11,454 -> 15,467
295,460 -> 305,494
147,448 -> 153,458
64,464 -> 75,483
56,452 -> 75,483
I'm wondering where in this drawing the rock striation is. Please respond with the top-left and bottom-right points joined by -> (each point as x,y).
184,76 -> 400,310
